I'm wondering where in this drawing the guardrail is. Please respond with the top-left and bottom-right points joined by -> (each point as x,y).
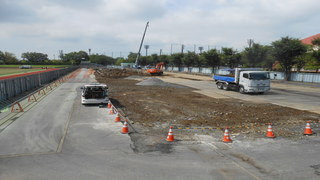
0,66 -> 79,110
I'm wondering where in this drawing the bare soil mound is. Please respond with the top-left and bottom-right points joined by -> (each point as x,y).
95,69 -> 320,139
95,68 -> 148,78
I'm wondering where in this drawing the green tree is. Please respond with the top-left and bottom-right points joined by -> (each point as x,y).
259,46 -> 275,70
139,56 -> 148,66
64,51 -> 89,65
159,55 -> 170,65
201,49 -> 221,73
127,52 -> 138,65
127,52 -> 138,59
115,58 -> 126,66
294,54 -> 309,72
182,51 -> 195,68
21,52 -> 48,63
0,51 -> 19,64
0,51 -> 4,64
311,38 -> 320,72
193,53 -> 203,72
90,54 -> 115,65
150,54 -> 160,65
169,53 -> 183,68
271,36 -> 307,80
221,48 -> 241,69
243,43 -> 269,67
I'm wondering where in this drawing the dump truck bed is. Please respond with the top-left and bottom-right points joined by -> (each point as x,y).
213,75 -> 235,82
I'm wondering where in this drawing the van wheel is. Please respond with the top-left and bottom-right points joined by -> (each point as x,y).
217,83 -> 223,89
239,86 -> 245,94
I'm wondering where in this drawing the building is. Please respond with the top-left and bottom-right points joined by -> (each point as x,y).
301,33 -> 320,50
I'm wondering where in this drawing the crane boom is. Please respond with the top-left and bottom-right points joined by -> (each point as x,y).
135,21 -> 149,67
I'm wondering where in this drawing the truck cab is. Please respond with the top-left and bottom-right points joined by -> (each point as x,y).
238,71 -> 270,93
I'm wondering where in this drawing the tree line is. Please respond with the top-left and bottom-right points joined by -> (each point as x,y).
1,36 -> 319,80
134,36 -> 320,80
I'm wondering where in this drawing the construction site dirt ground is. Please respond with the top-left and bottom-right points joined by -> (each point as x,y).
95,68 -> 320,151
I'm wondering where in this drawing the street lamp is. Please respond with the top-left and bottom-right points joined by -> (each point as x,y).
198,46 -> 204,54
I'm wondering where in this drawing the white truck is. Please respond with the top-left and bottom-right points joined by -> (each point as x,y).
213,68 -> 270,94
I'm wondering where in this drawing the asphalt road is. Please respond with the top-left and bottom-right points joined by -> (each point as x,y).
0,68 -> 320,180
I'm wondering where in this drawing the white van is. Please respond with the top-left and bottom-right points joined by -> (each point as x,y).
81,83 -> 109,105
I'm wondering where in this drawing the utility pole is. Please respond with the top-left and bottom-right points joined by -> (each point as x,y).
135,21 -> 149,66
181,44 -> 185,54
248,39 -> 254,48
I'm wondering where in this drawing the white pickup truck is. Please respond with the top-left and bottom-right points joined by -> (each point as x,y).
81,83 -> 109,104
213,68 -> 270,94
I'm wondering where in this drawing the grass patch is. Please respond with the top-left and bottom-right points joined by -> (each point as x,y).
0,68 -> 47,76
0,65 -> 71,68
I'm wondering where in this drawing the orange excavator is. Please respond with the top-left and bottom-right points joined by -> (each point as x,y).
147,62 -> 165,75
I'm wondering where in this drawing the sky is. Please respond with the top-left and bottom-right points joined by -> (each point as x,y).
0,0 -> 319,59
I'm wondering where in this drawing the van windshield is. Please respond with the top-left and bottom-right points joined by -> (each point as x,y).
84,87 -> 106,99
249,73 -> 270,80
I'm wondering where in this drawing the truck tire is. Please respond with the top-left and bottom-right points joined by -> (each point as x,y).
222,84 -> 229,90
217,83 -> 223,89
239,86 -> 245,94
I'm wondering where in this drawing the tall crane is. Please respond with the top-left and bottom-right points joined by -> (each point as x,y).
134,21 -> 149,67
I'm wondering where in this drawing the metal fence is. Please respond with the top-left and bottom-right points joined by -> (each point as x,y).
0,67 -> 78,108
100,65 -> 320,83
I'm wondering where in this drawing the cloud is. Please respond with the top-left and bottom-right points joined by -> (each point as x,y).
0,0 -> 37,23
0,0 -> 320,58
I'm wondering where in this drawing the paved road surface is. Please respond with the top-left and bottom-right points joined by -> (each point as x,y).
0,68 -> 319,180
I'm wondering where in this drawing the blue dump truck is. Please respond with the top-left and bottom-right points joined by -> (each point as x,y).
213,68 -> 270,94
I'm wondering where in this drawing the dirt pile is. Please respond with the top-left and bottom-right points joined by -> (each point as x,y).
95,69 -> 320,139
95,68 -> 148,78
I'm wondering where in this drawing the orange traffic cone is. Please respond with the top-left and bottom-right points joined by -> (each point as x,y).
121,121 -> 129,134
108,106 -> 114,115
115,113 -> 121,122
266,123 -> 276,138
166,126 -> 175,142
222,128 -> 232,143
304,121 -> 313,135
107,101 -> 112,108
